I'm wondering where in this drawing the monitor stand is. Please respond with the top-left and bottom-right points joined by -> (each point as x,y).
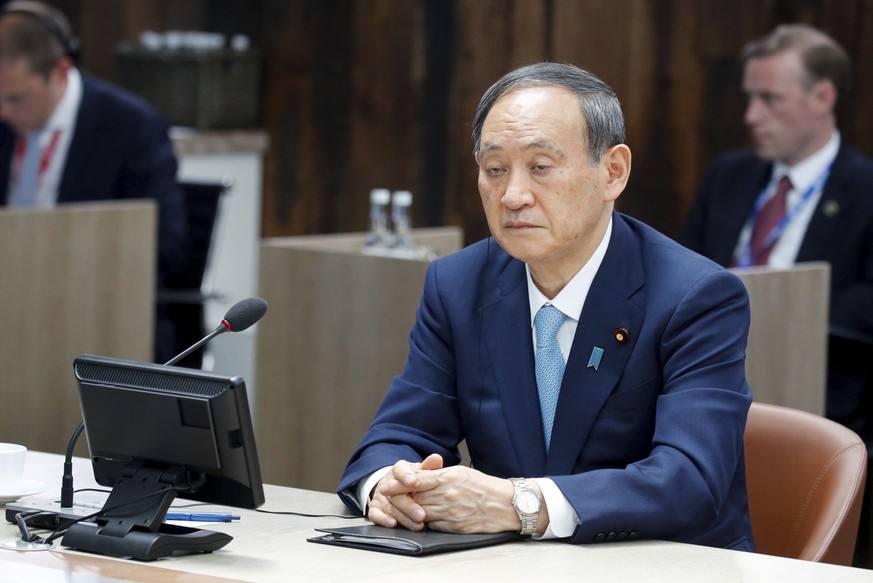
62,521 -> 232,561
60,464 -> 232,561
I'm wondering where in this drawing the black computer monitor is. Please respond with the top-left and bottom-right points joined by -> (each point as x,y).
61,354 -> 265,560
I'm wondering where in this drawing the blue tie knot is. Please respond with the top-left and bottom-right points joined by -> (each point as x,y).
535,304 -> 566,348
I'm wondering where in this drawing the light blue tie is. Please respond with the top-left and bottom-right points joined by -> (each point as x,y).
535,304 -> 567,450
8,131 -> 45,207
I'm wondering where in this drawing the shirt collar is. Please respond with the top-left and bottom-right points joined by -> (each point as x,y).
773,130 -> 840,193
44,67 -> 82,132
527,216 -> 613,326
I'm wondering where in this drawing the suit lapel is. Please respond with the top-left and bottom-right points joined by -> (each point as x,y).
0,126 -> 13,203
546,216 -> 646,474
480,257 -> 548,475
719,161 -> 771,265
58,75 -> 97,203
796,145 -> 851,261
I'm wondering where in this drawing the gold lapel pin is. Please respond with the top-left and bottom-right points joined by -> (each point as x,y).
822,200 -> 839,218
614,328 -> 629,344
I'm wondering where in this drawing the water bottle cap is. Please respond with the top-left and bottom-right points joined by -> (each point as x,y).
392,190 -> 413,206
369,188 -> 390,204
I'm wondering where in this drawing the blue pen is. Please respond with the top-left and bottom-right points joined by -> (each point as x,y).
166,512 -> 240,522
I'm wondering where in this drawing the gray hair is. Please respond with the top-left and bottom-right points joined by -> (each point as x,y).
472,62 -> 626,164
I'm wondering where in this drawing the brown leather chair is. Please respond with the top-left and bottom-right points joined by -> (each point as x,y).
744,401 -> 867,565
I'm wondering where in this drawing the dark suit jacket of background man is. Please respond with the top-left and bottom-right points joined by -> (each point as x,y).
0,72 -> 189,362
0,72 -> 188,285
339,212 -> 756,551
680,143 -> 873,445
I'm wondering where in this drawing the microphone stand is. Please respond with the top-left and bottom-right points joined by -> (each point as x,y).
164,322 -> 228,366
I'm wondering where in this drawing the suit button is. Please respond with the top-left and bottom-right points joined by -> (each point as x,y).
628,531 -> 639,539
594,533 -> 605,542
605,532 -> 617,541
616,531 -> 627,540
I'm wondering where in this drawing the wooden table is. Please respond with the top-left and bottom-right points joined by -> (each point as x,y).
2,452 -> 871,582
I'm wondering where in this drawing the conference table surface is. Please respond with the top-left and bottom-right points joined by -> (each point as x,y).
1,452 -> 871,582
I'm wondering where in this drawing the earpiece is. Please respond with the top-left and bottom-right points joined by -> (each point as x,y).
0,4 -> 80,63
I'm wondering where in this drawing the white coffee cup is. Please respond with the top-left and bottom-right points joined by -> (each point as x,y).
0,443 -> 27,490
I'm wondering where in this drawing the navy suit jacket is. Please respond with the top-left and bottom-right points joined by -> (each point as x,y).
0,72 -> 188,283
680,143 -> 873,343
339,213 -> 755,551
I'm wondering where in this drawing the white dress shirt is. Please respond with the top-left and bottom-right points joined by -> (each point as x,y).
6,67 -> 81,207
525,218 -> 611,538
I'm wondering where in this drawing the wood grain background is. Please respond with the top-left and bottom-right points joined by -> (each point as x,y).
39,0 -> 873,245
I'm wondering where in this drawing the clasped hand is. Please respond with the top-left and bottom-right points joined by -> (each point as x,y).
367,453 -> 519,534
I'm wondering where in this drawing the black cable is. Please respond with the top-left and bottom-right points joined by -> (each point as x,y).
14,489 -> 360,548
71,487 -> 110,495
14,511 -> 44,543
254,508 -> 361,520
60,422 -> 85,508
17,485 -> 185,545
86,497 -> 360,520
68,487 -> 361,520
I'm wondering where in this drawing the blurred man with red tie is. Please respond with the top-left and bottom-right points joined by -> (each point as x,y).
0,1 -> 188,362
680,24 -> 873,446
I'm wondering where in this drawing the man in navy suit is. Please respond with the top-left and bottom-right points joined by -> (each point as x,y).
338,63 -> 755,551
0,1 -> 188,361
680,25 -> 873,447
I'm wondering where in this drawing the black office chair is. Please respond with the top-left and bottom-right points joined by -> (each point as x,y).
157,177 -> 232,368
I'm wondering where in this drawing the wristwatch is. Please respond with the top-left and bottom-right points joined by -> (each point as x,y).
510,477 -> 541,535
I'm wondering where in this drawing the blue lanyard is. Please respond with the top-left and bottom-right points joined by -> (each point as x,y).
736,163 -> 833,267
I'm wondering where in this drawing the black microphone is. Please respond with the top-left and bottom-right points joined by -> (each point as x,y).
59,297 -> 268,508
164,296 -> 268,366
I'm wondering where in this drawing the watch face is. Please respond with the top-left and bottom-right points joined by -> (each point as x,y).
516,490 -> 539,514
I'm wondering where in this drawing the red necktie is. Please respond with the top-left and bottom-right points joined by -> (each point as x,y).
749,175 -> 792,265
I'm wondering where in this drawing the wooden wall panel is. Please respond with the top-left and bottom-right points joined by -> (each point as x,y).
854,1 -> 873,158
343,1 -> 424,231
443,0 -> 541,245
551,0 -> 630,94
51,0 -> 873,245
661,2 -> 705,231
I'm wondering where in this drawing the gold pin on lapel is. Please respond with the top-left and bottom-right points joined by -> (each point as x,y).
822,200 -> 839,218
614,328 -> 629,344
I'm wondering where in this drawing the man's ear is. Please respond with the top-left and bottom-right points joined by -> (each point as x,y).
601,144 -> 631,202
49,55 -> 73,79
810,79 -> 837,115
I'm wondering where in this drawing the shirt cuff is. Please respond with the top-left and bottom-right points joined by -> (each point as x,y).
531,477 -> 579,539
355,466 -> 392,513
